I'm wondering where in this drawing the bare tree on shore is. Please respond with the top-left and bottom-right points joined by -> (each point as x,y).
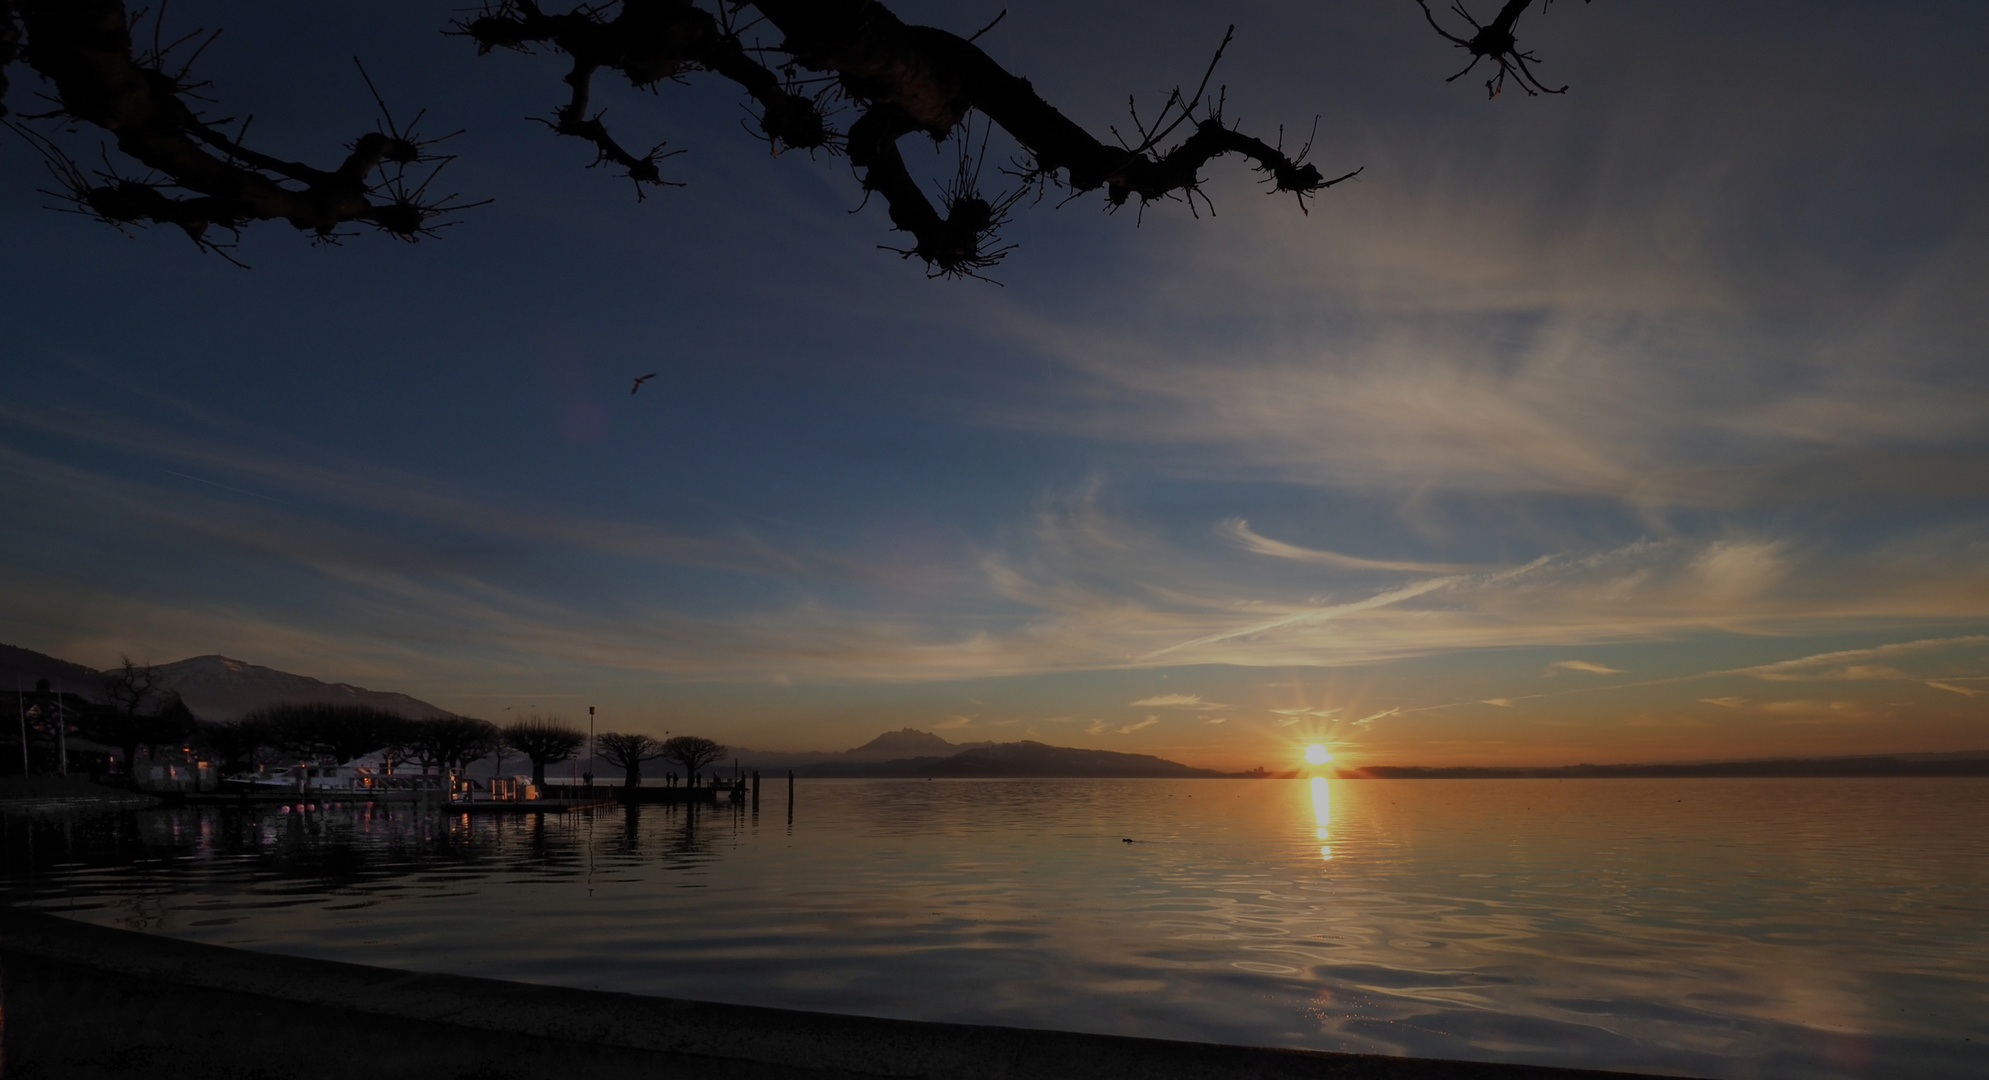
194,716 -> 274,774
503,715 -> 584,787
660,735 -> 725,787
245,703 -> 410,767
94,655 -> 197,770
596,732 -> 668,789
409,716 -> 503,776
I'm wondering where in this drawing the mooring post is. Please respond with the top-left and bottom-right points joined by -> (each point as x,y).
787,770 -> 794,825
752,770 -> 761,812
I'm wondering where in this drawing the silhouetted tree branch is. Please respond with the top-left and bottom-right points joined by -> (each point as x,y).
1416,0 -> 1585,98
0,3 -> 20,120
97,653 -> 161,769
2,0 -> 1587,275
6,0 -> 479,258
457,1 -> 1363,277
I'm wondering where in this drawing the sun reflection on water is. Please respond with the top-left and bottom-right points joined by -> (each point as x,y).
1310,776 -> 1332,860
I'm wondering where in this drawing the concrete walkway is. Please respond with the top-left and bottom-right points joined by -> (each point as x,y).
0,907 -> 1694,1080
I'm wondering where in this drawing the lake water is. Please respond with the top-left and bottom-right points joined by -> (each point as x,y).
4,778 -> 1986,1078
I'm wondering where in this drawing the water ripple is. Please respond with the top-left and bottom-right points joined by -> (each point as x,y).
4,777 -> 1987,1080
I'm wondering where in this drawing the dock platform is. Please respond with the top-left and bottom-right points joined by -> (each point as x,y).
539,784 -> 727,805
452,797 -> 616,813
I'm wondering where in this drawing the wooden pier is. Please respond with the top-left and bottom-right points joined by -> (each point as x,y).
539,783 -> 735,805
452,797 -> 616,814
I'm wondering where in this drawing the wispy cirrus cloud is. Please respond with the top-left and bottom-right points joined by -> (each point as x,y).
19,449 -> 1983,692
1725,637 -> 1989,682
1411,634 -> 1989,720
1217,519 -> 1491,574
1135,577 -> 1462,663
968,67 -> 1989,514
1128,693 -> 1228,710
1546,660 -> 1626,677
1352,707 -> 1401,728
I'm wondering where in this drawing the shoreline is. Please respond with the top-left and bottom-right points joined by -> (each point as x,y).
1,906 -> 1692,1080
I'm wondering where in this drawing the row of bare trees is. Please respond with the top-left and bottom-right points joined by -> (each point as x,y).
70,658 -> 717,789
596,733 -> 725,788
193,706 -> 722,789
202,706 -> 519,779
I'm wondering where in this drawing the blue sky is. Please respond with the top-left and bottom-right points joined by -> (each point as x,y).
3,1 -> 1986,768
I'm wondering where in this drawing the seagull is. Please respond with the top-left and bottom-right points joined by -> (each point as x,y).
630,372 -> 658,395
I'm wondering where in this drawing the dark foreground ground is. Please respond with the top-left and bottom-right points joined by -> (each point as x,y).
0,907 -> 1691,1080
0,776 -> 157,812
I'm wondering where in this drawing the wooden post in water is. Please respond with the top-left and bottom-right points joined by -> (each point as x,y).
751,771 -> 760,812
787,770 -> 794,825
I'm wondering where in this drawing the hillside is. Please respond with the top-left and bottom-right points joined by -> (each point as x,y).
916,741 -> 1228,778
769,738 -> 1230,779
733,727 -> 993,769
151,655 -> 456,722
1,644 -> 455,722
0,643 -> 106,699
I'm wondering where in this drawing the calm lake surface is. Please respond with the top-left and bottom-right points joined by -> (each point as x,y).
4,778 -> 1986,1079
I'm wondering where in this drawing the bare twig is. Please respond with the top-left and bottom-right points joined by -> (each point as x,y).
1415,0 -> 1583,98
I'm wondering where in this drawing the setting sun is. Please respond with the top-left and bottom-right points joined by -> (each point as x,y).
1304,744 -> 1333,765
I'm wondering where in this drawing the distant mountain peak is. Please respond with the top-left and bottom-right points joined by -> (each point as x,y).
849,728 -> 961,754
734,734 -> 1228,778
176,655 -> 281,675
913,739 -> 1227,778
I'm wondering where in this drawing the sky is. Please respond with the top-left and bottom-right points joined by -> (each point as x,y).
3,1 -> 1986,770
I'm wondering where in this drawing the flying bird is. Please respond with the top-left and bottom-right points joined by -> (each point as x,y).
630,372 -> 658,395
